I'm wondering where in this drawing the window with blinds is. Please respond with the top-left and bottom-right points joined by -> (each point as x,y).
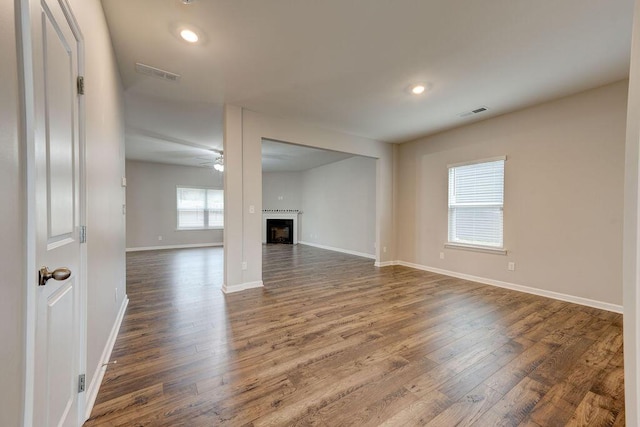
177,187 -> 224,230
448,158 -> 505,249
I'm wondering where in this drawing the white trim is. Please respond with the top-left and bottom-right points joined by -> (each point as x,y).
21,0 -> 37,422
374,261 -> 398,267
175,227 -> 224,231
222,280 -> 264,294
72,4 -> 88,421
445,243 -> 507,255
298,241 -> 376,260
394,260 -> 623,314
83,296 -> 128,421
125,242 -> 223,252
447,155 -> 507,169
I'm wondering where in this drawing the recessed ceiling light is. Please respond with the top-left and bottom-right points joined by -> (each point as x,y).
411,84 -> 426,95
180,29 -> 199,43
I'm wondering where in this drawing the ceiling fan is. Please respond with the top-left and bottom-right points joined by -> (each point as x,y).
197,150 -> 224,172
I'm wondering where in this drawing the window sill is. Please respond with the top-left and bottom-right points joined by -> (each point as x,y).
445,243 -> 507,255
176,227 -> 224,231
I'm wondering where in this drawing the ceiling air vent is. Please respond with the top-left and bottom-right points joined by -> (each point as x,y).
459,106 -> 489,118
135,63 -> 181,82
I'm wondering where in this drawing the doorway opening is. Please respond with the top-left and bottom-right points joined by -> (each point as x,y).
122,94 -> 225,289
261,138 -> 377,281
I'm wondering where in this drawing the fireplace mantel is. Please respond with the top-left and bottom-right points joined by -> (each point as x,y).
262,210 -> 300,244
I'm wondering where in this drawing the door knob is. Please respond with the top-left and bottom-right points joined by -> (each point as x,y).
38,266 -> 71,286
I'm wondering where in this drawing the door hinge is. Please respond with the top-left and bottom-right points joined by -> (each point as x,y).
79,225 -> 87,243
78,374 -> 86,393
77,76 -> 85,95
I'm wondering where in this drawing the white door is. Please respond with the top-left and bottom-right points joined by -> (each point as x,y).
30,0 -> 84,425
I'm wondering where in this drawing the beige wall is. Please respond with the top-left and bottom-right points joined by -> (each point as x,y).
301,156 -> 376,256
262,172 -> 303,210
126,160 -> 224,248
623,0 -> 640,422
1,1 -> 24,424
397,81 -> 627,306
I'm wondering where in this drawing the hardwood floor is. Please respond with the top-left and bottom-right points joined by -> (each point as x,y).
85,245 -> 624,426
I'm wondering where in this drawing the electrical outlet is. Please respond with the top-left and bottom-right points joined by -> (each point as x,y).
508,262 -> 515,271
241,261 -> 247,270
114,287 -> 118,302
383,246 -> 387,253
249,205 -> 255,214
158,235 -> 163,241
121,176 -> 127,187
440,252 -> 445,260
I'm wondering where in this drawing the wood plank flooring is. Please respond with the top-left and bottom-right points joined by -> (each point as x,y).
84,244 -> 624,426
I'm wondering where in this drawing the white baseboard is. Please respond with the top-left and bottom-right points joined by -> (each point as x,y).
298,241 -> 376,260
126,242 -> 223,252
375,261 -> 398,267
393,260 -> 623,314
222,280 -> 264,294
84,296 -> 129,421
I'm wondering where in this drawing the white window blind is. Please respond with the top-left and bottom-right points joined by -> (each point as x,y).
448,158 -> 504,248
177,187 -> 224,229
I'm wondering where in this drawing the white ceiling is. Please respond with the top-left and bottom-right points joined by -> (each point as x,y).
124,91 -> 223,167
104,0 -> 634,167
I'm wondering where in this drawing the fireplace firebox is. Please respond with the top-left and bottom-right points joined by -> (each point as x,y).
266,219 -> 294,244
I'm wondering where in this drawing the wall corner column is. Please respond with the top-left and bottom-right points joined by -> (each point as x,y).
222,105 -> 244,292
223,105 -> 264,293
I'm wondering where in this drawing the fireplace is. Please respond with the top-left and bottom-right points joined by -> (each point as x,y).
266,219 -> 294,244
262,210 -> 299,244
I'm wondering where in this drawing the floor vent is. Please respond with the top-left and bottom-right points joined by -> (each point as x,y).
135,62 -> 181,82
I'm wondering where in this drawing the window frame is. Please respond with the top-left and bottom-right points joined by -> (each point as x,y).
446,156 -> 507,255
176,186 -> 224,231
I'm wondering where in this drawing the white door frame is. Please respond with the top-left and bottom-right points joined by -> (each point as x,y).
19,0 -> 87,424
